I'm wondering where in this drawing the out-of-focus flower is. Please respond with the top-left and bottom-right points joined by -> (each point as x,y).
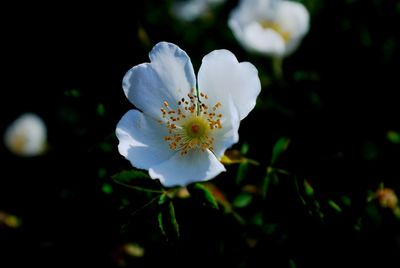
376,188 -> 398,210
4,113 -> 47,157
116,42 -> 260,187
172,0 -> 226,22
229,0 -> 310,57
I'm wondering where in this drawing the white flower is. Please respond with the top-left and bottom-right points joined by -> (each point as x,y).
172,0 -> 226,22
229,0 -> 310,57
4,113 -> 47,157
116,42 -> 260,187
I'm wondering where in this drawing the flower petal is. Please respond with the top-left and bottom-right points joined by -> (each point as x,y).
244,22 -> 286,56
116,110 -> 174,170
123,42 -> 196,119
198,49 -> 261,120
276,1 -> 309,39
211,96 -> 240,159
172,0 -> 208,22
276,1 -> 310,55
149,149 -> 225,187
4,113 -> 47,157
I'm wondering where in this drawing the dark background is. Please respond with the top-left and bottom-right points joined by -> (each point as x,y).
1,1 -> 400,267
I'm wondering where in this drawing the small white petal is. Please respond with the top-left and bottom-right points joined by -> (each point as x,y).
198,49 -> 261,120
123,42 -> 196,119
172,0 -> 208,22
243,22 -> 286,56
149,149 -> 225,187
276,1 -> 310,55
4,113 -> 47,157
116,110 -> 174,170
276,1 -> 310,39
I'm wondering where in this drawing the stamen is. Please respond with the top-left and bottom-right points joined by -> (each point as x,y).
160,91 -> 223,155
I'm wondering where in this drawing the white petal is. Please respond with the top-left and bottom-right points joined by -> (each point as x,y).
228,0 -> 280,53
123,42 -> 196,119
198,49 -> 261,120
172,0 -> 208,22
149,149 -> 225,187
116,110 -> 174,170
276,1 -> 310,39
211,97 -> 240,159
4,113 -> 47,157
276,1 -> 310,55
243,22 -> 286,56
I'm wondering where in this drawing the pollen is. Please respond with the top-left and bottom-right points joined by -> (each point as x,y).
158,89 -> 223,155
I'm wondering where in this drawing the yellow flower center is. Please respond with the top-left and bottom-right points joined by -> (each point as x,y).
184,116 -> 209,138
159,89 -> 223,155
259,20 -> 291,43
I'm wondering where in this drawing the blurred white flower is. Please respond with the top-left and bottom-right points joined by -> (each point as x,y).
116,42 -> 260,187
229,0 -> 310,57
4,113 -> 47,157
172,0 -> 226,22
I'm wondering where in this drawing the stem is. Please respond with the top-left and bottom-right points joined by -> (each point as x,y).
195,87 -> 201,116
272,57 -> 284,81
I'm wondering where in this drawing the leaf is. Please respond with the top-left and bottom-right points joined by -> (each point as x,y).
101,183 -> 113,195
387,131 -> 400,144
236,161 -> 249,185
328,199 -> 342,213
112,170 -> 150,182
158,194 -> 179,238
304,180 -> 314,196
289,259 -> 297,268
233,193 -> 253,208
64,89 -> 80,98
240,142 -> 250,155
111,170 -> 163,193
97,103 -> 105,116
191,183 -> 218,209
262,167 -> 278,199
270,137 -> 290,166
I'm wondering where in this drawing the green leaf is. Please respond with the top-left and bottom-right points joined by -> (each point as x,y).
289,259 -> 297,268
101,183 -> 113,195
236,161 -> 249,185
99,142 -> 113,152
240,142 -> 250,155
328,199 -> 342,213
252,212 -> 263,226
270,137 -> 290,165
98,168 -> 107,179
112,170 -> 150,182
262,167 -> 278,199
97,103 -> 105,116
387,131 -> 400,144
111,170 -> 163,193
304,180 -> 314,196
233,193 -> 253,208
341,196 -> 352,206
64,89 -> 80,98
192,183 -> 218,209
158,194 -> 179,238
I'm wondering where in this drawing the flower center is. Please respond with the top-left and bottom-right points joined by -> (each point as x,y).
259,20 -> 291,43
159,89 -> 223,155
184,116 -> 209,138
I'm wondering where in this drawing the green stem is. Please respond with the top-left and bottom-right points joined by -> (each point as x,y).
272,57 -> 284,81
195,87 -> 200,116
